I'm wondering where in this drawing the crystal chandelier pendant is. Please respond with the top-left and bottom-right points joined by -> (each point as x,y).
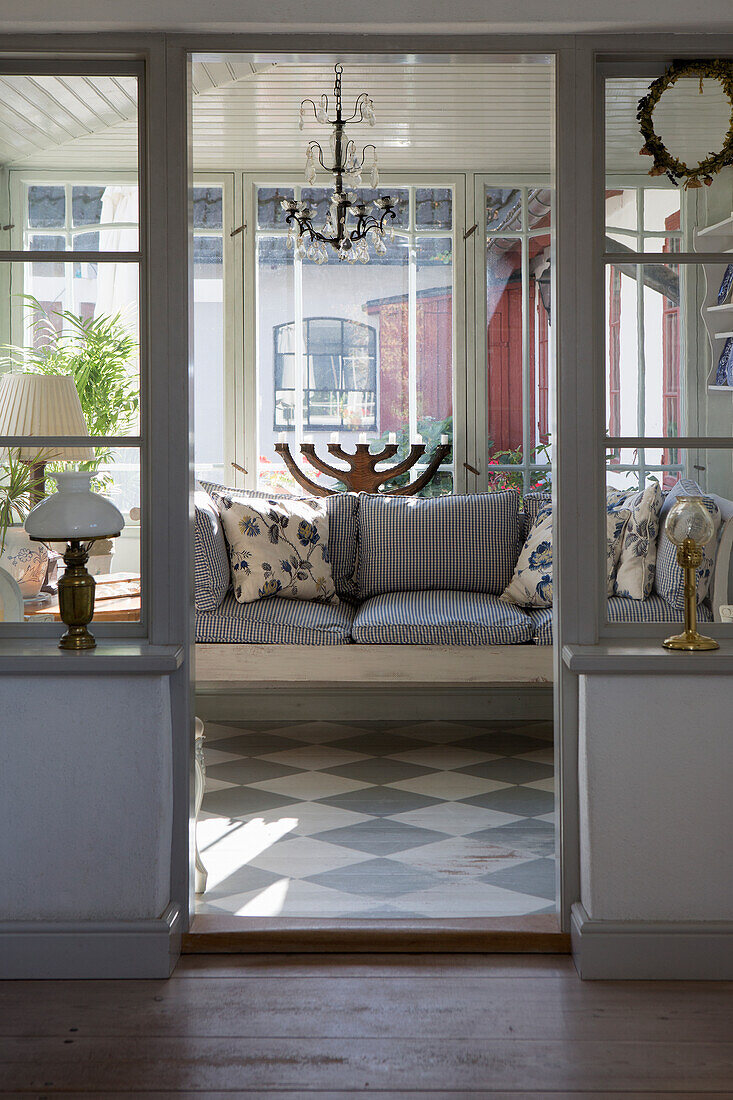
295,66 -> 394,264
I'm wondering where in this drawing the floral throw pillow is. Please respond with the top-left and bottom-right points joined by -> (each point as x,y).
215,494 -> 337,605
501,501 -> 631,609
610,482 -> 664,600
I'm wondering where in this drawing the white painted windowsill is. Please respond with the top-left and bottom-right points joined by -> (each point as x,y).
563,639 -> 733,674
0,640 -> 184,674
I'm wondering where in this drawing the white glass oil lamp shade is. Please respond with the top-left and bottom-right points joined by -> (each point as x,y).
662,496 -> 718,652
24,472 -> 124,542
24,473 -> 125,651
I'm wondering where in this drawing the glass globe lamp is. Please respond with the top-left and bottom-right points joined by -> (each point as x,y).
662,496 -> 719,652
24,472 -> 125,650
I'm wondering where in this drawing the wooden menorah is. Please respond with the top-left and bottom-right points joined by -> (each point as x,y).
274,440 -> 452,497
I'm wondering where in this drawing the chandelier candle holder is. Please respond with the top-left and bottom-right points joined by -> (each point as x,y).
274,440 -> 452,497
283,64 -> 397,263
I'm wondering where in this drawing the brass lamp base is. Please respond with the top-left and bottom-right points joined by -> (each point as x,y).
57,539 -> 97,651
663,631 -> 719,652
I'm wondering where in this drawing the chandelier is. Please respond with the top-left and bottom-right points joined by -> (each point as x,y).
282,64 -> 397,264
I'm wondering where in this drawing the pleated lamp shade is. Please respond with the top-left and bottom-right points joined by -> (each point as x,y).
0,373 -> 94,461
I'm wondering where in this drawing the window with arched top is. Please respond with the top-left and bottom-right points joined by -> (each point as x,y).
273,316 -> 377,431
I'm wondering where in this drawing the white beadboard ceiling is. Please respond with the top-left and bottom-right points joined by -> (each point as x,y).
0,62 -> 724,178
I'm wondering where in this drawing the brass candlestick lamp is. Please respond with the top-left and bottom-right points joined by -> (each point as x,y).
24,472 -> 124,650
662,496 -> 719,652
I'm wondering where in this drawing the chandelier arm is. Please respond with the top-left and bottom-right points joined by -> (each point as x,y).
342,92 -> 369,124
307,141 -> 327,170
358,143 -> 378,167
299,98 -> 320,121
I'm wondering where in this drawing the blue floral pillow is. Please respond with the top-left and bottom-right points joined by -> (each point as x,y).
501,498 -> 630,608
215,494 -> 337,604
610,483 -> 664,600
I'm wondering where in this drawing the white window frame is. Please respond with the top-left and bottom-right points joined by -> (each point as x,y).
598,60 -> 733,639
470,174 -> 554,496
239,171 -> 465,493
0,62 -> 149,641
604,176 -> 689,490
191,172 -> 237,487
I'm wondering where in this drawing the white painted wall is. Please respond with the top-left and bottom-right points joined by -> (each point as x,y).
0,675 -> 172,921
579,674 -> 733,922
1,0 -> 733,32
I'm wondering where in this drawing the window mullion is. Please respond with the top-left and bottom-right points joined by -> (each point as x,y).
521,188 -> 531,495
408,186 -> 418,463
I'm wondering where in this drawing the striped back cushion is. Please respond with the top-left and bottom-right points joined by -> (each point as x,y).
194,488 -> 231,611
356,490 -> 521,599
199,481 -> 359,600
523,491 -> 553,522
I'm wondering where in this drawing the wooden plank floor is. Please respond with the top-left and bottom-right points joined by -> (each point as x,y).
2,953 -> 733,1095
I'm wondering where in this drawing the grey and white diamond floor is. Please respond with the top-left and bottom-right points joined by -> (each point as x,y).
196,718 -> 556,918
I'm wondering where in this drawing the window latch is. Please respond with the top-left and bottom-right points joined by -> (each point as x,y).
231,461 -> 248,475
230,223 -> 246,238
463,224 -> 478,241
463,461 -> 480,475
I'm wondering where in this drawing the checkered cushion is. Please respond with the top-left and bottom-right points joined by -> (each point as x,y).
527,606 -> 553,645
196,590 -> 356,645
352,590 -> 534,645
194,488 -> 231,612
608,594 -> 713,624
528,596 -> 713,645
200,481 -> 359,600
356,490 -> 521,599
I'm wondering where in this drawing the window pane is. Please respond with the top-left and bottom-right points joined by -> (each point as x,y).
194,236 -> 223,279
487,236 -> 523,462
605,261 -> 682,438
416,236 -> 453,449
415,188 -> 452,229
3,262 -> 140,437
193,214 -> 225,484
486,187 -> 523,231
257,187 -> 294,229
28,186 -> 64,228
25,184 -> 139,252
605,446 -> 733,623
193,187 -> 223,229
1,446 -> 142,624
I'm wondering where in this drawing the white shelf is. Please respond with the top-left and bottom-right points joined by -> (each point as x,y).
697,213 -> 733,238
708,385 -> 733,392
707,303 -> 733,312
714,331 -> 733,339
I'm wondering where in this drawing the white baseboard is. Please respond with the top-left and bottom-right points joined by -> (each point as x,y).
571,902 -> 733,979
0,902 -> 182,979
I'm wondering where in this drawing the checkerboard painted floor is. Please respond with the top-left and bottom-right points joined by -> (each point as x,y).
196,719 -> 556,918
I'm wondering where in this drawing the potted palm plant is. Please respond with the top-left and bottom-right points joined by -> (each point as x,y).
2,298 -> 139,574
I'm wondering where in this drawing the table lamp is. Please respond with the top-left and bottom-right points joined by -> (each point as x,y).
662,496 -> 719,652
0,373 -> 94,500
25,472 -> 125,650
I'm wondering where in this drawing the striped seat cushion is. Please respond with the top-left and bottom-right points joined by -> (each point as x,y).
527,606 -> 553,645
200,481 -> 359,600
196,590 -> 356,645
356,490 -> 521,599
529,596 -> 713,646
351,590 -> 534,646
608,594 -> 713,624
194,488 -> 231,612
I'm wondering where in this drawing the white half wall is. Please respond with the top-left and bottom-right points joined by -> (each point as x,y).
0,674 -> 172,922
579,673 -> 733,922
